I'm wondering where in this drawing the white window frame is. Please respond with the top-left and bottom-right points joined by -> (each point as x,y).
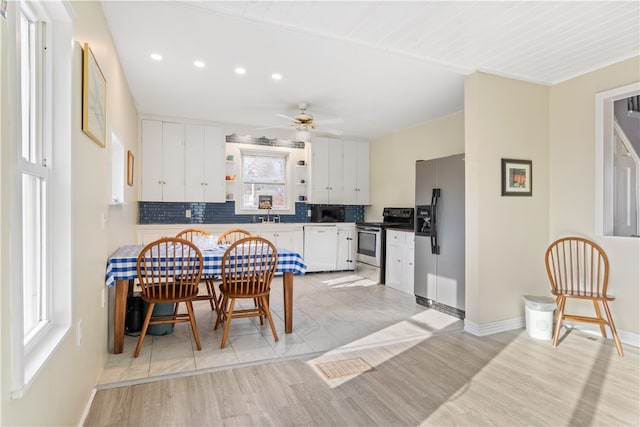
236,148 -> 295,215
6,0 -> 73,398
595,82 -> 640,238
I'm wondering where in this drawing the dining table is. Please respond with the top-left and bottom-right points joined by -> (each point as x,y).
105,243 -> 307,354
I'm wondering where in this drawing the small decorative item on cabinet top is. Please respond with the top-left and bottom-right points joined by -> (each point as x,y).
501,158 -> 532,197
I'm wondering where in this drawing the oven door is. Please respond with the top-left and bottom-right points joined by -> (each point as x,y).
355,226 -> 382,267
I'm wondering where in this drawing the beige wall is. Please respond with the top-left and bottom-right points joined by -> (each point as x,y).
464,72 -> 550,326
368,112 -> 464,220
549,57 -> 640,335
1,2 -> 139,425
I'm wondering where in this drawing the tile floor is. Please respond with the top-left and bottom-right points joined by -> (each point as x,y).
98,272 -> 464,386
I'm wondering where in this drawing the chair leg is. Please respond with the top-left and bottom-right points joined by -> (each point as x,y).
184,300 -> 202,351
220,298 -> 236,349
254,297 -> 264,325
593,300 -> 607,337
134,302 -> 155,358
552,296 -> 566,348
214,295 -> 227,330
601,301 -> 624,356
206,279 -> 217,312
261,296 -> 279,343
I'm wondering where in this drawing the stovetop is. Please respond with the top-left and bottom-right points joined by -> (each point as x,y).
357,207 -> 415,230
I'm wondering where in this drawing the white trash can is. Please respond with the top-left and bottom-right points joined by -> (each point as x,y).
522,295 -> 557,340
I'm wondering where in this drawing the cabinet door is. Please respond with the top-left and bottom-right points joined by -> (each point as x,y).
327,139 -> 344,204
310,137 -> 330,203
141,119 -> 163,201
355,142 -> 369,205
184,125 -> 205,202
385,243 -> 403,290
336,225 -> 355,271
343,141 -> 370,205
162,122 -> 185,202
403,243 -> 415,295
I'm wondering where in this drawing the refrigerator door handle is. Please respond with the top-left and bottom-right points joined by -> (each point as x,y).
430,188 -> 441,254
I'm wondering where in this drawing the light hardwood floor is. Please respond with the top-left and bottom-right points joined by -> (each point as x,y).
86,319 -> 639,425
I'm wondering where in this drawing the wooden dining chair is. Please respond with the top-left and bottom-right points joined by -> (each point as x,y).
217,228 -> 252,245
134,237 -> 204,357
176,228 -> 217,311
545,236 -> 623,356
215,229 -> 253,308
214,237 -> 279,348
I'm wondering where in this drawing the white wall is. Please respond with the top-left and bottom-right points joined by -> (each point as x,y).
0,2 -> 139,425
464,72 -> 550,328
549,57 -> 640,336
368,112 -> 465,221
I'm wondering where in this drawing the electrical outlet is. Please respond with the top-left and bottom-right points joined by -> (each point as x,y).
185,209 -> 192,218
307,209 -> 312,217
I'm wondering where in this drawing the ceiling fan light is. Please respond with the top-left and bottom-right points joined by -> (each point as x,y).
295,129 -> 311,142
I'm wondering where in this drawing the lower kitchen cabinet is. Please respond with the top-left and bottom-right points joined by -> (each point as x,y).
336,224 -> 355,271
303,223 -> 356,272
385,229 -> 415,295
257,229 -> 304,256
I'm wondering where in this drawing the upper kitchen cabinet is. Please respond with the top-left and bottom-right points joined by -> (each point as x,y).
184,124 -> 225,202
141,118 -> 226,203
342,141 -> 370,205
309,137 -> 344,204
141,119 -> 184,202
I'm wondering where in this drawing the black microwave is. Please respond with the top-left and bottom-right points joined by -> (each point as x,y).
310,205 -> 345,223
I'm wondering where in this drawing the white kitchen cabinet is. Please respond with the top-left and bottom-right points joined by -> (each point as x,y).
309,137 -> 344,204
343,141 -> 370,205
336,224 -> 356,271
141,119 -> 185,201
184,125 -> 225,202
303,224 -> 338,272
257,228 -> 304,256
385,230 -> 415,295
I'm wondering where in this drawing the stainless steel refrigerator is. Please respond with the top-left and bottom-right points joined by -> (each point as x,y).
414,153 -> 465,318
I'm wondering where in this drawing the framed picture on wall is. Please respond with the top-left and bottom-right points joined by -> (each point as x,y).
127,150 -> 134,186
82,43 -> 107,147
501,158 -> 532,196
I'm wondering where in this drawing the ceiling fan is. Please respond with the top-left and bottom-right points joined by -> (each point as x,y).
258,103 -> 344,140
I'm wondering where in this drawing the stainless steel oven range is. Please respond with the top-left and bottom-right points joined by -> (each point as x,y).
355,207 -> 414,284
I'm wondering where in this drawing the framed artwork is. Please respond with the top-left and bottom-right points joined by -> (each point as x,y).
127,150 -> 134,186
501,158 -> 532,196
82,43 -> 106,147
258,195 -> 273,209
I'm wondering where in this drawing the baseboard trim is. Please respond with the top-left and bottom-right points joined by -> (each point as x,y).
78,387 -> 97,427
464,317 -> 524,336
464,317 -> 639,348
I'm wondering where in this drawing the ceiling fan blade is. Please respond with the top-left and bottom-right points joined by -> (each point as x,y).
256,124 -> 289,130
325,128 -> 344,136
276,113 -> 295,121
315,118 -> 344,125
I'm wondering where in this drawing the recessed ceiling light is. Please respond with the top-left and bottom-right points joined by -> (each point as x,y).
235,67 -> 246,75
194,60 -> 205,68
271,73 -> 282,80
150,53 -> 162,61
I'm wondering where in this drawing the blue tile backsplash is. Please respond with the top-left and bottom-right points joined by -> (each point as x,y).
139,201 -> 364,224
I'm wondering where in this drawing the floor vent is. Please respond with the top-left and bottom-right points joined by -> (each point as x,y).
315,357 -> 375,379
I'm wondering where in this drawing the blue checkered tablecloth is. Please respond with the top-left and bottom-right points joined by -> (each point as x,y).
105,244 -> 307,288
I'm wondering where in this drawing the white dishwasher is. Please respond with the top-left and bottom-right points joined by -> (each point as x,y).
303,225 -> 338,272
